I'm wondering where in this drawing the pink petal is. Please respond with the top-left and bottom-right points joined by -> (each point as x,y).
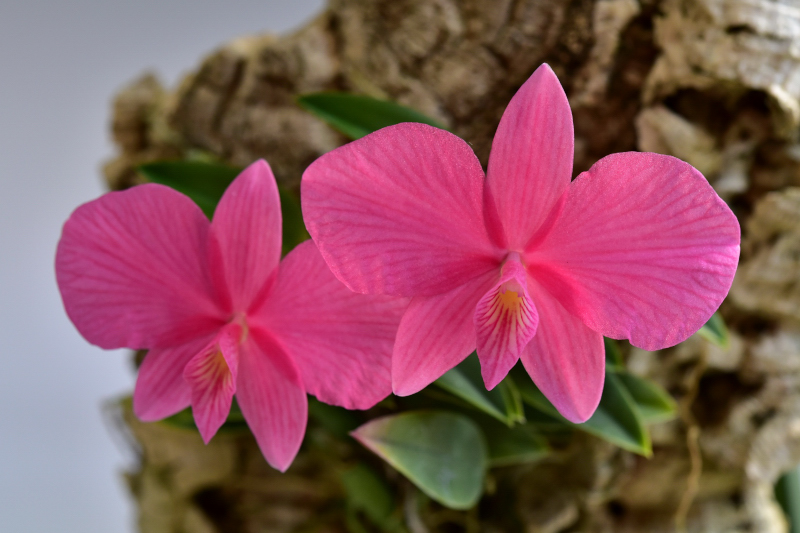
210,160 -> 282,313
484,64 -> 574,250
527,152 -> 740,350
302,122 -> 500,297
252,241 -> 408,410
521,279 -> 605,423
474,255 -> 539,390
56,184 -> 224,350
183,323 -> 241,444
236,330 -> 307,472
133,335 -> 214,421
392,270 -> 498,396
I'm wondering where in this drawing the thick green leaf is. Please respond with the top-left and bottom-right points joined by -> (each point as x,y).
159,397 -> 248,433
138,160 -> 239,218
521,408 -> 574,434
510,366 -> 561,418
513,366 -> 651,456
435,353 -> 524,426
345,512 -> 370,533
604,337 -> 624,370
480,421 -> 550,467
160,405 -> 197,429
138,160 -> 309,254
499,375 -> 526,425
297,92 -> 447,140
697,312 -> 730,348
277,188 -> 311,254
435,367 -> 506,422
340,464 -> 395,528
352,411 -> 487,510
615,372 -> 677,423
585,373 -> 651,455
308,397 -> 361,440
776,465 -> 800,533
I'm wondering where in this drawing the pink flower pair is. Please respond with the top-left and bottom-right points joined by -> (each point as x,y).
57,63 -> 739,472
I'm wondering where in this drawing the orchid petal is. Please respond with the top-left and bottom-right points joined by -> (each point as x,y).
521,279 -> 605,423
253,240 -> 407,410
485,64 -> 574,250
528,152 -> 740,350
183,323 -> 241,443
302,122 -> 500,297
133,335 -> 214,421
210,160 -> 282,312
475,257 -> 539,390
56,185 -> 223,349
392,270 -> 498,396
236,331 -> 307,472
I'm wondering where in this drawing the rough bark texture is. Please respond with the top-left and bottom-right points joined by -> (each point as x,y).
103,0 -> 800,531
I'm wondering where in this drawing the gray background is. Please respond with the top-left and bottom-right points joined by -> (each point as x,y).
0,1 -> 323,530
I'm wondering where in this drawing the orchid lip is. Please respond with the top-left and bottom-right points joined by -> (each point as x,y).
474,249 -> 539,390
182,322 -> 241,444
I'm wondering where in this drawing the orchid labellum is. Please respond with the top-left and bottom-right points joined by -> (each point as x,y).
301,64 -> 740,422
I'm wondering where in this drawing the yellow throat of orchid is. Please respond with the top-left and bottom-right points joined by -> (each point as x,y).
498,289 -> 523,313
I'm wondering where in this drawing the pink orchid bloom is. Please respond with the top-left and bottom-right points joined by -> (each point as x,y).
56,160 -> 406,471
301,64 -> 740,423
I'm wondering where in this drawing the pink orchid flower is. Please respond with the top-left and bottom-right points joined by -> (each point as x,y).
301,64 -> 740,423
56,160 -> 406,471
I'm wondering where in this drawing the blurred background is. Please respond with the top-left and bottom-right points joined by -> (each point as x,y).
0,1 -> 322,531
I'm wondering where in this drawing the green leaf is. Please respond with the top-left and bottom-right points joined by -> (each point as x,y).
340,464 -> 395,528
352,411 -> 487,510
435,353 -> 524,426
585,373 -> 651,455
514,367 -> 651,456
511,367 -> 559,418
138,160 -> 309,254
344,512 -> 370,533
615,372 -> 677,423
499,374 -> 526,425
604,337 -> 624,370
297,92 -> 447,139
697,312 -> 730,348
480,420 -> 550,467
308,397 -> 361,440
137,160 -> 239,218
521,408 -> 574,434
160,405 -> 197,429
159,398 -> 248,433
277,188 -> 310,255
776,465 -> 800,533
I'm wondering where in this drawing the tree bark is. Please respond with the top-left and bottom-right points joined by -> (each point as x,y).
104,0 -> 800,531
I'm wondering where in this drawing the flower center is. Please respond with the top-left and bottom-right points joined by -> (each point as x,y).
230,312 -> 249,344
492,251 -> 529,317
498,288 -> 523,312
502,250 -> 525,267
